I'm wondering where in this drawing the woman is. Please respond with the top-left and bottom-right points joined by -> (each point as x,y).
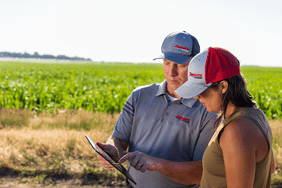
175,47 -> 275,188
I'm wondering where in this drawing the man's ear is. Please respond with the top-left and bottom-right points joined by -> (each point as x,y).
220,81 -> 228,94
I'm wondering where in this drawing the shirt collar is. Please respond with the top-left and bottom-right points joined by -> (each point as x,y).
156,80 -> 198,108
180,97 -> 198,108
155,80 -> 167,96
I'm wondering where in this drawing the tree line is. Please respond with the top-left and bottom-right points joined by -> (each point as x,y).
0,51 -> 92,61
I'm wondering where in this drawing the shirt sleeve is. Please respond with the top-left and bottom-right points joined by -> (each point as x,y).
192,111 -> 218,161
112,91 -> 135,143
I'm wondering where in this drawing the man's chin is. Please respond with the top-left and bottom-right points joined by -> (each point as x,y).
167,84 -> 181,90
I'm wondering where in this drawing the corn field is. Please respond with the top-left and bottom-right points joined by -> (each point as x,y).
0,61 -> 281,119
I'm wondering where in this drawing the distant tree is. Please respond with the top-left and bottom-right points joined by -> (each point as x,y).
42,54 -> 56,59
23,52 -> 31,58
57,55 -> 68,59
0,51 -> 92,61
33,52 -> 40,58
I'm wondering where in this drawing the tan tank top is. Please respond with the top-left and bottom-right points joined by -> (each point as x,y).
200,107 -> 273,188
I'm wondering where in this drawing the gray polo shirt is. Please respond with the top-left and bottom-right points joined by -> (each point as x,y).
112,81 -> 217,188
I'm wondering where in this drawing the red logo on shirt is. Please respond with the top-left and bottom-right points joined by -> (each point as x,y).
175,45 -> 190,52
176,115 -> 190,123
189,72 -> 203,79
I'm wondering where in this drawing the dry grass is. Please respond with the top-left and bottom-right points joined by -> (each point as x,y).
0,108 -> 123,186
0,108 -> 120,131
0,108 -> 281,186
0,109 -> 121,176
271,119 -> 282,169
0,128 -> 110,169
270,119 -> 282,186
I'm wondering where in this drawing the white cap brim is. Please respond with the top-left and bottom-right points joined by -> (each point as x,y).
175,81 -> 211,99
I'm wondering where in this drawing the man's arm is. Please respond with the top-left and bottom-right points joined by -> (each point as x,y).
113,136 -> 129,159
153,159 -> 203,185
119,152 -> 203,184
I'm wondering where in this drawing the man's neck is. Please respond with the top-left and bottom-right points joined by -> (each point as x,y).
166,90 -> 181,99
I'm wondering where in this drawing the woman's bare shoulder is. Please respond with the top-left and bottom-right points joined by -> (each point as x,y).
220,116 -> 264,149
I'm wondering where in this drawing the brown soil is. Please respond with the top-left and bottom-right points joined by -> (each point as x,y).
0,177 -> 127,188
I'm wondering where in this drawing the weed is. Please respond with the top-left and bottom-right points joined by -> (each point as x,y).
20,178 -> 29,183
36,144 -> 49,157
33,174 -> 47,183
66,139 -> 76,158
80,120 -> 91,131
26,139 -> 33,146
23,155 -> 37,166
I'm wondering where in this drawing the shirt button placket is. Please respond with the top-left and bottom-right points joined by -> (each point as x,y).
161,96 -> 173,121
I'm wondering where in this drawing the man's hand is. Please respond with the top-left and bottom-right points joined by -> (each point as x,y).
119,151 -> 159,172
96,142 -> 119,168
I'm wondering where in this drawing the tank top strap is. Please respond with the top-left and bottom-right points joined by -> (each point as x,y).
222,110 -> 242,126
221,108 -> 271,146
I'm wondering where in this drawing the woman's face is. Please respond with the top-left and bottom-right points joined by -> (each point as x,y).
194,82 -> 226,112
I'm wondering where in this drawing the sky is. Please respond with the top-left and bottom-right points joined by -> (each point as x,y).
0,0 -> 281,66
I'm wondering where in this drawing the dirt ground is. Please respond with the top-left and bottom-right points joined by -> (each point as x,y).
0,167 -> 127,188
0,177 -> 127,188
1,176 -> 282,188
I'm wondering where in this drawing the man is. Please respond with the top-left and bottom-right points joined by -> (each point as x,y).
97,31 -> 217,188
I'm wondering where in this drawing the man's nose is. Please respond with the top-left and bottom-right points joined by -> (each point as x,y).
170,65 -> 178,76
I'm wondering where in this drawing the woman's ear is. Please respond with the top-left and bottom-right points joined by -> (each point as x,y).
220,81 -> 228,94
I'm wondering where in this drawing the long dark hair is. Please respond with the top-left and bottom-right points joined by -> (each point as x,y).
209,74 -> 256,127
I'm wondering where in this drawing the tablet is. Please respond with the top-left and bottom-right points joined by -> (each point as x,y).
85,135 -> 136,185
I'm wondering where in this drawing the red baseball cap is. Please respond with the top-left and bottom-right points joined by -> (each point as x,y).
175,47 -> 240,98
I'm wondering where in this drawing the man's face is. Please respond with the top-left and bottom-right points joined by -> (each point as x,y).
163,59 -> 190,94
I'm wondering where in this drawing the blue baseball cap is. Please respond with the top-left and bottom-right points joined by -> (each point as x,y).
153,31 -> 200,64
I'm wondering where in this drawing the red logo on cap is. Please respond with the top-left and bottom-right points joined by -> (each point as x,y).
189,72 -> 203,79
175,45 -> 189,51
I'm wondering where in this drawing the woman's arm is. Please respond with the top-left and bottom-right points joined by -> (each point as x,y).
219,117 -> 269,188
